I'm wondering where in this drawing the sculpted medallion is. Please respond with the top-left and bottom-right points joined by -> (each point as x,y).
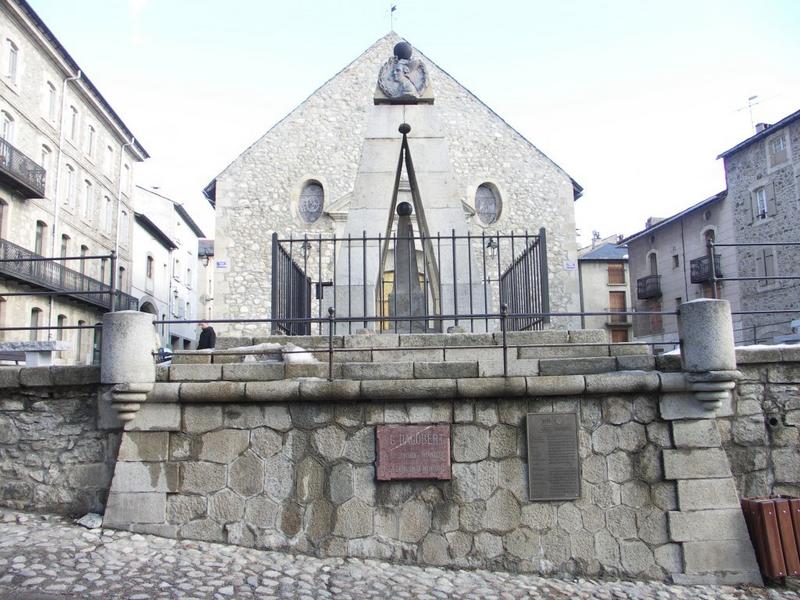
378,42 -> 428,99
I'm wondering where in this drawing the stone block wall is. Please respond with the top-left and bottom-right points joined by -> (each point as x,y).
106,394 -> 681,580
718,349 -> 800,498
0,366 -> 122,515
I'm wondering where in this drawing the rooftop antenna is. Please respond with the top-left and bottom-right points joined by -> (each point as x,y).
389,3 -> 397,30
735,95 -> 762,129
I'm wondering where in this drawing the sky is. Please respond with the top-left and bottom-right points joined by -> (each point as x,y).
28,0 -> 800,245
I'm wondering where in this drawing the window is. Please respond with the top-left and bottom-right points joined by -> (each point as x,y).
46,81 -> 57,121
608,290 -> 626,323
105,145 -> 114,175
756,247 -> 776,287
56,314 -> 66,343
100,258 -> 106,283
475,183 -> 501,225
1,110 -> 14,142
122,164 -> 130,194
299,180 -> 324,223
186,266 -> 192,287
79,245 -> 88,274
672,254 -> 679,269
69,106 -> 78,140
41,146 -> 53,181
675,297 -> 682,308
607,262 -> 625,284
120,210 -> 129,246
60,234 -> 69,260
185,301 -> 191,318
751,186 -> 776,222
64,164 -> 76,208
104,196 -> 113,232
29,308 -> 41,341
768,136 -> 788,166
648,253 -> 658,276
0,297 -> 6,341
174,258 -> 181,281
0,201 -> 6,238
77,320 -> 86,363
146,255 -> 154,279
118,266 -> 125,290
34,220 -> 46,255
82,180 -> 93,220
86,125 -> 96,157
5,39 -> 18,85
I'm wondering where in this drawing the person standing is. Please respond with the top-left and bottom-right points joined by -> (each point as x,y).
197,322 -> 216,350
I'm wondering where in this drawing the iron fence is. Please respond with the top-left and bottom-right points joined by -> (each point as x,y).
270,229 -> 549,335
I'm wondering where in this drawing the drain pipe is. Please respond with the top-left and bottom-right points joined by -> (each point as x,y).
47,69 -> 81,340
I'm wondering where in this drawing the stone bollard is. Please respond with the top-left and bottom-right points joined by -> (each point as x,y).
677,299 -> 739,410
101,311 -> 156,422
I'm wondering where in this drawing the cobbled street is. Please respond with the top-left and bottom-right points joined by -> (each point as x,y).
0,510 -> 797,600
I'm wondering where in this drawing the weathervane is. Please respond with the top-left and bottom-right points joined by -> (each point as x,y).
389,3 -> 397,30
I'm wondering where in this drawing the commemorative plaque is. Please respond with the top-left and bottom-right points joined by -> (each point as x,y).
527,413 -> 580,501
376,424 -> 451,480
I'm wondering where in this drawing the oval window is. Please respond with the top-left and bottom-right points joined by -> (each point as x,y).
475,184 -> 500,225
299,181 -> 324,223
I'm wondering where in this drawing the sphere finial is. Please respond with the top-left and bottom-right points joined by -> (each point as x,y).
397,202 -> 413,216
394,42 -> 413,60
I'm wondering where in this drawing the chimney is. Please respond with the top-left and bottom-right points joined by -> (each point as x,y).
755,123 -> 770,134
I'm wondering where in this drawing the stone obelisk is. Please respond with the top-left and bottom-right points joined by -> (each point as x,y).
388,202 -> 426,332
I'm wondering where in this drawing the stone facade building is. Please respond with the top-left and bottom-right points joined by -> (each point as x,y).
0,0 -> 147,362
205,34 -> 583,334
625,108 -> 800,348
577,235 -> 631,342
131,186 -> 206,350
718,109 -> 800,343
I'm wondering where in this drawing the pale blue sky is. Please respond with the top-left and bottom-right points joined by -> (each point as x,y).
29,0 -> 800,243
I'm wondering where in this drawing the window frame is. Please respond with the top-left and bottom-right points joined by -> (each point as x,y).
5,39 -> 18,86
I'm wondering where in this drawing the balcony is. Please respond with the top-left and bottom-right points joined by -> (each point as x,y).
690,254 -> 723,283
637,274 -> 661,299
0,238 -> 138,311
0,137 -> 45,198
606,308 -> 632,326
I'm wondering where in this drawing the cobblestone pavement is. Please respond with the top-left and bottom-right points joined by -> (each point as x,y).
0,510 -> 797,600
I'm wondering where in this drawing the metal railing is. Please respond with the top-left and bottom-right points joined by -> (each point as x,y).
0,238 -> 137,310
606,308 -> 630,325
270,229 -> 549,335
636,274 -> 661,299
690,254 -> 723,283
0,137 -> 46,198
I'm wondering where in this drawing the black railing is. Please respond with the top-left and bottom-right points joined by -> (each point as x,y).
271,234 -> 311,335
0,238 -> 137,310
0,137 -> 45,198
499,229 -> 549,331
690,254 -> 723,283
270,229 -> 549,335
637,274 -> 661,299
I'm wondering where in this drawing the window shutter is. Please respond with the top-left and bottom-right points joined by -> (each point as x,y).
748,191 -> 755,224
755,251 -> 765,285
767,183 -> 777,217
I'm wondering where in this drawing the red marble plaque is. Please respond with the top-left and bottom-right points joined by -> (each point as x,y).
376,424 -> 451,480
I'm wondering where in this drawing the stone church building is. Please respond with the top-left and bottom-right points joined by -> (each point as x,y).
204,34 -> 583,334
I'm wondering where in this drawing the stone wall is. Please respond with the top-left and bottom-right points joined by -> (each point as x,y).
0,366 -> 121,515
108,394 -> 680,580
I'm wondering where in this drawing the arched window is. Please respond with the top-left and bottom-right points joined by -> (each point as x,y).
82,180 -> 93,220
648,252 -> 658,276
45,81 -> 57,121
69,106 -> 78,140
79,245 -> 88,274
76,319 -> 86,363
29,308 -> 42,341
64,164 -> 75,208
86,125 -> 95,156
1,110 -> 14,142
299,181 -> 324,223
475,183 -> 501,225
104,195 -> 113,232
146,255 -> 154,279
60,234 -> 69,260
34,220 -> 46,255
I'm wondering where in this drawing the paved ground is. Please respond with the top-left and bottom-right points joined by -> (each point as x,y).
0,510 -> 797,600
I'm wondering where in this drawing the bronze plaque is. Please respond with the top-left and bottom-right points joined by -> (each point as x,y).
527,413 -> 580,501
376,424 -> 451,480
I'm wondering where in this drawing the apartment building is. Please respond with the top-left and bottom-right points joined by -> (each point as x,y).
577,234 -> 631,342
0,0 -> 147,363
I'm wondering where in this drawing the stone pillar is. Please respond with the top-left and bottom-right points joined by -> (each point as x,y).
388,202 -> 426,333
677,299 -> 739,411
101,311 -> 156,422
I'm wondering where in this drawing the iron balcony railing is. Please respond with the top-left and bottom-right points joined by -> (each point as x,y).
0,238 -> 137,310
690,254 -> 723,283
0,137 -> 45,198
636,274 -> 661,299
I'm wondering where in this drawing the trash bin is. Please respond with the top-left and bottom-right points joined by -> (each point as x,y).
741,496 -> 800,579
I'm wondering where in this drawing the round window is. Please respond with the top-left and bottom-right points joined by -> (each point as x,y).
475,184 -> 500,225
299,181 -> 324,223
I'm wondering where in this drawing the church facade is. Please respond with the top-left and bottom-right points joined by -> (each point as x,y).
205,34 -> 582,334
